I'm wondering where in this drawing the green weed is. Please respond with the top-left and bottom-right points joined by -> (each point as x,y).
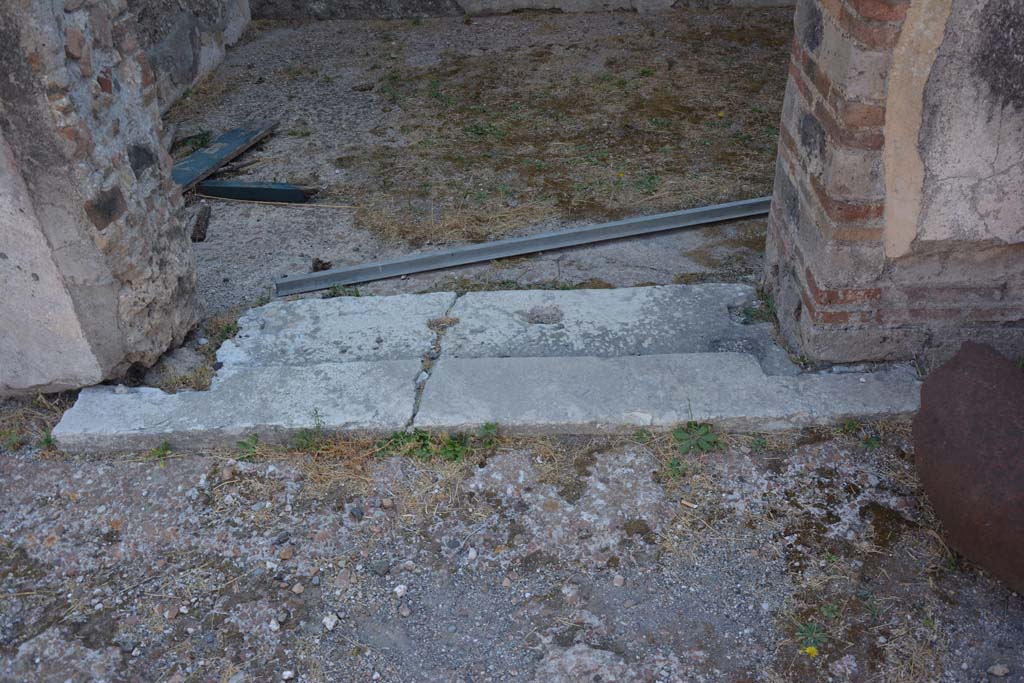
633,174 -> 659,195
741,290 -> 776,324
476,422 -> 500,449
290,409 -> 326,451
1,429 -> 23,451
673,422 -> 721,454
148,441 -> 172,463
796,621 -> 828,648
632,428 -> 653,445
38,431 -> 56,450
236,434 -> 259,460
324,285 -> 361,298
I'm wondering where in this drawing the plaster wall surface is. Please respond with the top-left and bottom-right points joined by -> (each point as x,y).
0,132 -> 106,393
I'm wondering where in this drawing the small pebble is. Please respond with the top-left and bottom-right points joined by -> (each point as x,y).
399,603 -> 411,617
988,664 -> 1010,677
394,584 -> 407,598
350,505 -> 364,521
613,574 -> 625,587
282,672 -> 294,681
322,613 -> 339,631
402,560 -> 416,572
381,498 -> 393,509
291,583 -> 304,594
467,547 -> 478,561
371,560 -> 390,577
502,577 -> 512,588
279,546 -> 294,561
269,619 -> 280,632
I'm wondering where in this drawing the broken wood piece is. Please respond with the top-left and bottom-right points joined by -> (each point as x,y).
274,197 -> 771,296
171,121 -> 278,191
196,180 -> 317,203
190,204 -> 211,242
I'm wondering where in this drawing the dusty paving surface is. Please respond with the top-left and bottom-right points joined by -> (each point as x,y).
165,9 -> 791,313
1,415 -> 1022,682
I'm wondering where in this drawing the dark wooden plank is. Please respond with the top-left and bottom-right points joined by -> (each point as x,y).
196,180 -> 316,203
171,121 -> 278,191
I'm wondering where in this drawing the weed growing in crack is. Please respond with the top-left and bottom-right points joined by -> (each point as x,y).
375,427 -> 501,462
838,419 -> 860,436
290,409 -> 326,452
148,441 -> 172,464
38,431 -> 56,450
236,434 -> 259,461
476,422 -> 500,449
741,288 -> 777,324
672,422 -> 721,454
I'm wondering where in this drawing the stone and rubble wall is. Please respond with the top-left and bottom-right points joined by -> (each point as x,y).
764,0 -> 1024,363
130,0 -> 251,111
0,0 -> 198,395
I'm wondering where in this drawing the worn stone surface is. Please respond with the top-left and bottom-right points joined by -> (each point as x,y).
217,292 -> 456,370
445,284 -> 798,375
416,354 -> 920,431
53,287 -> 921,451
0,0 -> 197,395
54,360 -> 421,452
912,342 -> 1024,594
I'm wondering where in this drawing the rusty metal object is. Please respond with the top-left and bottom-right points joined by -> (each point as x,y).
912,342 -> 1024,594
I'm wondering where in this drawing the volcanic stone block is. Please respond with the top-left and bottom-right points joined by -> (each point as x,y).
912,342 -> 1024,594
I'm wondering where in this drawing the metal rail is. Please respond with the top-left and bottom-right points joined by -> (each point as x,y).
274,196 -> 771,296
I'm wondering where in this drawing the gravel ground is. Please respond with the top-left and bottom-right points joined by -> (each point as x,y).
165,9 -> 789,314
1,423 -> 1021,682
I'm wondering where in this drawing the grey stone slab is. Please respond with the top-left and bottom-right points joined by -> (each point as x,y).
414,355 -> 920,432
444,285 -> 799,375
54,360 -> 420,453
216,292 -> 455,375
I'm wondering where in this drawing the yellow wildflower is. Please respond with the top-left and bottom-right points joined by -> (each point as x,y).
803,646 -> 819,658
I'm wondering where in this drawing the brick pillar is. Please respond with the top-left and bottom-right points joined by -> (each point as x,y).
765,0 -> 1024,363
1,0 -> 198,394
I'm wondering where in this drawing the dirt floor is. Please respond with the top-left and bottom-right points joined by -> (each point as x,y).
1,398 -> 1022,682
166,8 -> 791,314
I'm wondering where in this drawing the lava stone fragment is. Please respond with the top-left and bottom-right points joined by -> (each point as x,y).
912,342 -> 1024,593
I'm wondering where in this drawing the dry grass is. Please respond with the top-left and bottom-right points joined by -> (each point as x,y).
321,10 -> 791,245
159,365 -> 216,393
155,308 -> 247,393
0,393 -> 75,452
